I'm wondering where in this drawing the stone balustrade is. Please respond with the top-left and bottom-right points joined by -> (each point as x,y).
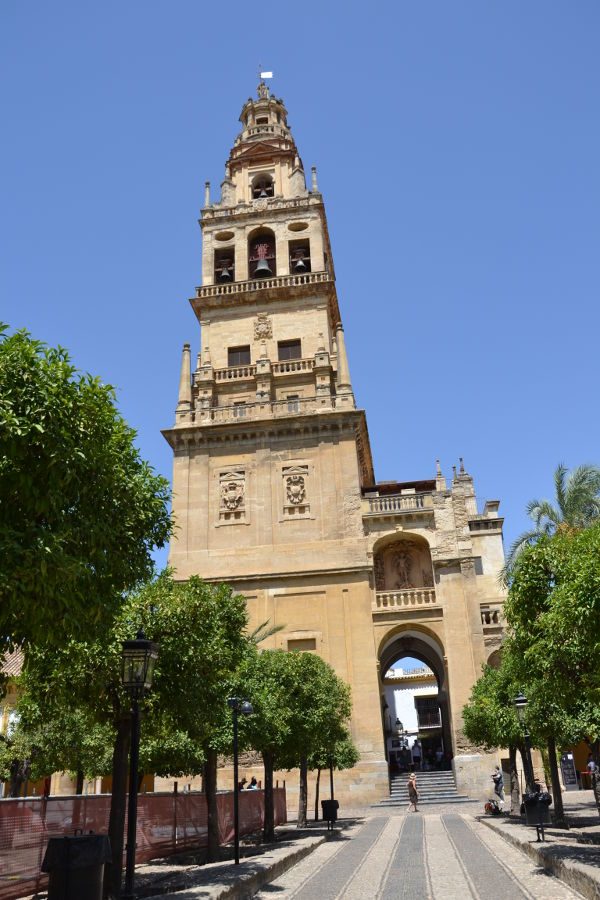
480,604 -> 504,628
198,395 -> 335,424
373,588 -> 437,611
272,358 -> 315,375
214,364 -> 257,382
364,492 -> 433,516
195,271 -> 331,300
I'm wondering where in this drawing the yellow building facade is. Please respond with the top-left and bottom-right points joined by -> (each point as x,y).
163,82 -> 507,805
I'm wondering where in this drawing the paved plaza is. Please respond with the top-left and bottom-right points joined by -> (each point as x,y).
256,812 -> 583,899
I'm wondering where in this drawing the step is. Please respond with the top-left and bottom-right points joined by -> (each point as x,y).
376,796 -> 474,806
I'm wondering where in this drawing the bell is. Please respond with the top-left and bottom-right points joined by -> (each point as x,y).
259,188 -> 268,198
219,266 -> 232,282
293,256 -> 307,272
254,258 -> 272,277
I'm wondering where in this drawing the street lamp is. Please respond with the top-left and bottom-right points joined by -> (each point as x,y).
121,630 -> 159,900
227,697 -> 253,865
513,691 -> 534,792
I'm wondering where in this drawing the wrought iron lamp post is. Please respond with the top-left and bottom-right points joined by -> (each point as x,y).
513,691 -> 535,792
227,697 -> 253,865
121,631 -> 159,899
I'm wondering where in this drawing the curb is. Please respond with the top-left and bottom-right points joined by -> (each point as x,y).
480,816 -> 600,900
147,832 -> 327,899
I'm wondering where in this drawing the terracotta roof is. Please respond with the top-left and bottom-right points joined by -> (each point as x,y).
1,649 -> 24,678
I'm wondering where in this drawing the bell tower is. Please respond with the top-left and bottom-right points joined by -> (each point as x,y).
163,81 -> 389,806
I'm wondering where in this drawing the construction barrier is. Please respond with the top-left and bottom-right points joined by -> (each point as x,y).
0,787 -> 286,900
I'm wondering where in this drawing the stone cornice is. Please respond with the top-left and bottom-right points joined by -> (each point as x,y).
162,407 -> 370,451
201,194 -> 323,224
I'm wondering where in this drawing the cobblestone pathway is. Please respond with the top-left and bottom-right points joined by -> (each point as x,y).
257,813 -> 584,899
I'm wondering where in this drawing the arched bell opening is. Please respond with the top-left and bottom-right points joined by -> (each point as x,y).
379,628 -> 453,777
248,227 -> 276,279
251,173 -> 274,199
214,248 -> 235,283
288,238 -> 311,274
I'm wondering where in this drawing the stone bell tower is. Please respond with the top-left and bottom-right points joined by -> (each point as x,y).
163,81 -> 509,807
163,81 -> 389,805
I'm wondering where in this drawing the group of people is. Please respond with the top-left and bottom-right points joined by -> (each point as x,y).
238,776 -> 259,791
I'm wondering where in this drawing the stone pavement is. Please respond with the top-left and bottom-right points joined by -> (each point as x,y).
257,811 -> 584,899
480,790 -> 600,900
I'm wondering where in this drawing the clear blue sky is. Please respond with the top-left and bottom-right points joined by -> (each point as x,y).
2,2 -> 599,568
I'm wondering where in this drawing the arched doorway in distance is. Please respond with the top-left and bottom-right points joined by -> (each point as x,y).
379,627 -> 452,779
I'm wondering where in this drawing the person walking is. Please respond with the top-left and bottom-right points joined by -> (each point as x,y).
407,773 -> 419,812
411,739 -> 422,771
491,765 -> 505,807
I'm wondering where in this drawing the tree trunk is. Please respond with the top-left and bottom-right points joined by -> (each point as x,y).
9,759 -> 23,798
590,739 -> 600,818
297,755 -> 308,828
75,769 -> 84,796
104,715 -> 131,900
262,751 -> 275,842
509,745 -> 520,815
204,748 -> 220,862
314,767 -> 321,822
547,735 -> 567,828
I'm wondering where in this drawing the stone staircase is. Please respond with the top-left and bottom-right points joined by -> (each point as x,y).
377,770 -> 472,806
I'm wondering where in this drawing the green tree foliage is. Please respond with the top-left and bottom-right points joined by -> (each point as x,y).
0,327 -> 172,647
239,649 -> 353,832
502,462 -> 600,584
10,573 -> 249,893
308,730 -> 359,822
506,524 -> 600,816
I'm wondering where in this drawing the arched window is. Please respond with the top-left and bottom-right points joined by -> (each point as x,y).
248,228 -> 276,278
214,249 -> 234,282
252,174 -> 274,199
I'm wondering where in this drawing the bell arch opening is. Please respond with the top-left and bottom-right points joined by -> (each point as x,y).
379,628 -> 453,776
248,226 -> 276,278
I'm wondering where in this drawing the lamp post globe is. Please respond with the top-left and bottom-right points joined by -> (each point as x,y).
121,630 -> 159,900
513,691 -> 528,725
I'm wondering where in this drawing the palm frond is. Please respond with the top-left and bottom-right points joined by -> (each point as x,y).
526,499 -> 562,531
247,619 -> 285,645
499,528 -> 542,587
563,464 -> 600,527
553,463 -> 568,519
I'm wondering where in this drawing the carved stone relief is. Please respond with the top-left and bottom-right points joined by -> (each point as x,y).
254,313 -> 272,341
219,469 -> 245,522
282,465 -> 310,517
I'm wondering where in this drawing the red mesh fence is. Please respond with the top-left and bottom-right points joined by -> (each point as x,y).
0,787 -> 286,900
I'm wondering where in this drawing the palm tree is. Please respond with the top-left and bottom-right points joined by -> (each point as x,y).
501,463 -> 600,584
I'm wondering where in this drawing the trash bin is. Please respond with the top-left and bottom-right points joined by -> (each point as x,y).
321,799 -> 339,829
523,791 -> 552,827
42,833 -> 111,900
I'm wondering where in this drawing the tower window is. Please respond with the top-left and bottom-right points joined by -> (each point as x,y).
248,228 -> 276,278
214,249 -> 234,283
252,174 -> 274,199
256,116 -> 269,125
278,340 -> 302,361
228,345 -> 251,366
288,239 -> 311,274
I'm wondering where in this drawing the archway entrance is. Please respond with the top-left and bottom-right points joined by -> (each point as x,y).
379,629 -> 453,777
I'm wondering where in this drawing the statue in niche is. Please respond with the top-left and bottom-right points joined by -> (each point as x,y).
392,542 -> 415,589
422,568 -> 434,588
286,474 -> 306,505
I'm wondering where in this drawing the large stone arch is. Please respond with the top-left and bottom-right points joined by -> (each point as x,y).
378,625 -> 453,757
